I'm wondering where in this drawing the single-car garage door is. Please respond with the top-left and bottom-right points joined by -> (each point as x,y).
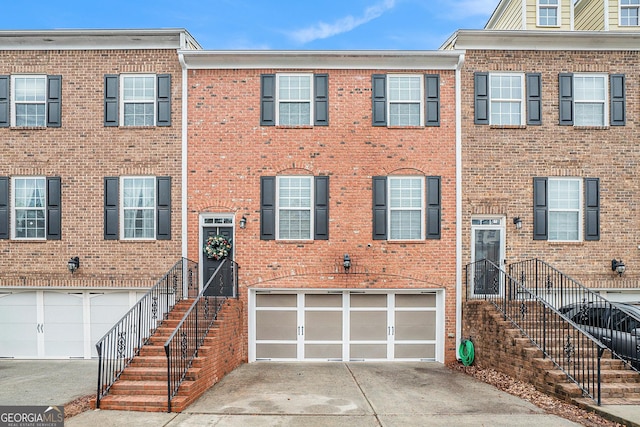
250,290 -> 442,362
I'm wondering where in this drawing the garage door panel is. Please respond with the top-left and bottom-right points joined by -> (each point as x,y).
350,311 -> 386,340
350,294 -> 386,307
256,294 -> 296,307
395,311 -> 436,340
305,344 -> 341,359
395,344 -> 436,359
350,344 -> 387,359
256,343 -> 297,359
0,293 -> 38,357
256,310 -> 297,340
305,294 -> 341,307
396,294 -> 435,307
44,292 -> 84,358
305,311 -> 341,340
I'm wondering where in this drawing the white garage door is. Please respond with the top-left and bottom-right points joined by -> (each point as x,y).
251,290 -> 441,362
0,290 -> 133,359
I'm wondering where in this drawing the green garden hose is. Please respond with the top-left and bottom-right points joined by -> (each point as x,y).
459,339 -> 475,366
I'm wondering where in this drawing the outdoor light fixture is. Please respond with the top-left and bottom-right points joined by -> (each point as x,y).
239,216 -> 247,229
612,259 -> 626,276
67,257 -> 80,274
513,217 -> 522,230
343,254 -> 351,272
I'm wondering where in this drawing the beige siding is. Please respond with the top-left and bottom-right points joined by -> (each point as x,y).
575,0 -> 605,30
610,0 -> 640,30
527,0 -> 573,29
491,0 -> 524,29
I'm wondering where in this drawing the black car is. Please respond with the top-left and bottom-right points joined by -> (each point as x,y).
559,301 -> 640,368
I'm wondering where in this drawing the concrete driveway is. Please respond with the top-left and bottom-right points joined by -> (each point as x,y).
67,362 -> 581,426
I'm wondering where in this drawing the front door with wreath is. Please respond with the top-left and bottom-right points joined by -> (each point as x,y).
202,225 -> 234,296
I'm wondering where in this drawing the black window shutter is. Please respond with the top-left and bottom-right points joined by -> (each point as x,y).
260,176 -> 276,240
314,74 -> 329,126
610,74 -> 625,126
372,176 -> 387,240
104,75 -> 119,127
526,73 -> 542,125
424,74 -> 440,126
533,177 -> 548,240
558,73 -> 573,126
0,76 -> 9,127
474,72 -> 489,125
0,177 -> 8,239
372,74 -> 387,126
314,176 -> 329,240
46,177 -> 61,240
104,177 -> 119,240
260,74 -> 276,126
46,75 -> 62,128
156,74 -> 171,127
156,176 -> 171,240
426,176 -> 441,239
584,178 -> 600,241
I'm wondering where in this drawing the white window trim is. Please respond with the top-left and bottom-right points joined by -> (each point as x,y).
387,74 -> 424,127
573,73 -> 608,127
548,177 -> 582,242
120,176 -> 157,240
275,73 -> 314,126
11,176 -> 47,240
10,75 -> 47,127
119,74 -> 156,126
537,0 -> 560,27
488,73 -> 526,126
620,0 -> 640,26
275,175 -> 314,241
387,176 -> 425,241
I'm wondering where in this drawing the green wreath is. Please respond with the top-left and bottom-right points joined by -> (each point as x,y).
203,235 -> 232,260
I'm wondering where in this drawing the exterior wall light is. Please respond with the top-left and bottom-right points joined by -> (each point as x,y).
343,254 -> 351,272
513,217 -> 522,230
68,257 -> 80,274
611,259 -> 626,276
239,216 -> 247,229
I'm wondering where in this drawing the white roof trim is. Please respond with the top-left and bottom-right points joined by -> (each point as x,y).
452,30 -> 640,50
0,29 -> 201,50
179,50 -> 464,70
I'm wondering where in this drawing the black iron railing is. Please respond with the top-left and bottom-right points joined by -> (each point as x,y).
466,259 -> 607,405
95,258 -> 197,409
510,259 -> 640,373
164,258 -> 238,412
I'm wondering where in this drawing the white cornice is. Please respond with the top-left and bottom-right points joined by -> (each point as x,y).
178,50 -> 464,70
451,30 -> 640,50
0,29 -> 202,50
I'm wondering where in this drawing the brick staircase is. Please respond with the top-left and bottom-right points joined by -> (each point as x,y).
464,300 -> 640,405
94,297 -> 244,412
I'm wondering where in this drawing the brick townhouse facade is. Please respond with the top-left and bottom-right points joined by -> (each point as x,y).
181,51 -> 463,364
445,29 -> 640,299
0,30 -> 199,359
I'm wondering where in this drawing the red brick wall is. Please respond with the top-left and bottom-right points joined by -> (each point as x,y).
0,49 -> 183,289
461,49 -> 640,290
187,68 -> 459,363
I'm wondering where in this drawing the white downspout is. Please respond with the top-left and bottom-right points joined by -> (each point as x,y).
455,52 -> 465,360
179,52 -> 188,260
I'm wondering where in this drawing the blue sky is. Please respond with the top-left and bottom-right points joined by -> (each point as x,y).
3,0 -> 498,49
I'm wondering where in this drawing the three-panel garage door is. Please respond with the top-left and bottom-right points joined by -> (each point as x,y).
250,290 -> 442,362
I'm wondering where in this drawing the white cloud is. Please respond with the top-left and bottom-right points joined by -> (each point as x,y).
288,0 -> 397,44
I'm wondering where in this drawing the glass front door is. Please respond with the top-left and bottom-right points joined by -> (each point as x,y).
471,217 -> 505,296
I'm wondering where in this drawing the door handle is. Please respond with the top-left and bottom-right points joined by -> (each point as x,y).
601,336 -> 612,343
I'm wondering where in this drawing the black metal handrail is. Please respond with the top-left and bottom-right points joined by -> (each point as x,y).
95,258 -> 197,409
509,259 -> 640,372
164,258 -> 238,412
466,259 -> 607,405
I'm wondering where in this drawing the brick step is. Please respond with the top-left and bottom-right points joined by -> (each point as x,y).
129,356 -> 168,368
96,394 -> 189,412
109,379 -> 197,396
139,346 -> 168,357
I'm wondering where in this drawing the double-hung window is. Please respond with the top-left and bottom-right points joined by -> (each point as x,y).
0,176 -> 61,240
372,176 -> 441,241
260,73 -> 328,127
372,74 -> 440,127
0,75 -> 62,128
122,177 -> 156,239
559,73 -> 625,127
621,0 -> 640,26
259,175 -> 329,241
103,74 -> 171,127
103,176 -> 171,240
474,72 -> 541,126
533,177 -> 600,242
538,0 -> 559,26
